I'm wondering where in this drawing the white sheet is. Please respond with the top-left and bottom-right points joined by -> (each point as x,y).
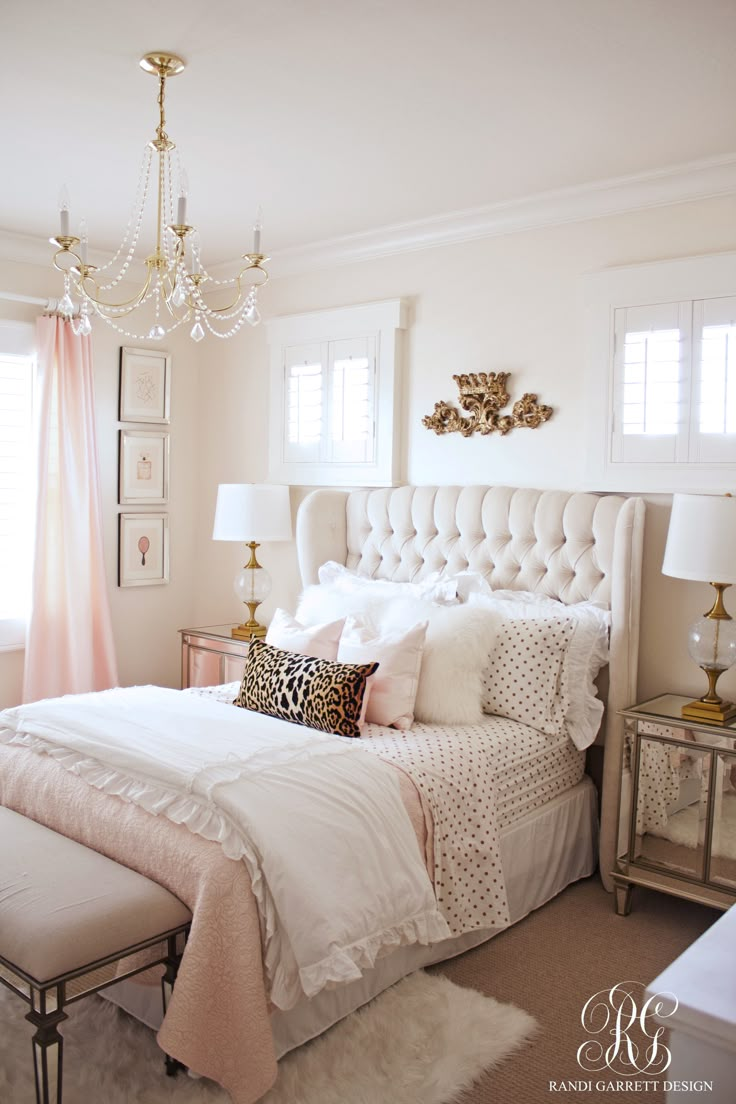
0,686 -> 450,1010
105,778 -> 598,1056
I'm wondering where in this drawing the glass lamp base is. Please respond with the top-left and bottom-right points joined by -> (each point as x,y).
232,543 -> 272,641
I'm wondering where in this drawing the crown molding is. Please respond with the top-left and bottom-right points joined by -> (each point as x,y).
264,154 -> 736,279
0,230 -> 146,279
0,230 -> 56,267
2,154 -> 735,279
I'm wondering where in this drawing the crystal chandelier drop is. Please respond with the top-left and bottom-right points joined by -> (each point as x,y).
49,52 -> 269,342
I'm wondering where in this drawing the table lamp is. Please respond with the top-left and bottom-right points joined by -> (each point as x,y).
662,493 -> 736,724
212,483 -> 292,639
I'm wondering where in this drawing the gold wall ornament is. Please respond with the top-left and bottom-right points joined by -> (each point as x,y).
422,372 -> 553,437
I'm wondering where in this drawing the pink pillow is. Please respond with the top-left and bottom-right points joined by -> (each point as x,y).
337,616 -> 428,730
266,608 -> 345,661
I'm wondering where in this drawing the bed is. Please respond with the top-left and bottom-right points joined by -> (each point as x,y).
0,483 -> 645,1103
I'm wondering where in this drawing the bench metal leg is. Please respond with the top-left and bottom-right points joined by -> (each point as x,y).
26,1007 -> 67,1104
161,935 -> 185,1078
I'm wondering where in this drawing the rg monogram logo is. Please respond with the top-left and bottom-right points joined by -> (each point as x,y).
577,982 -> 678,1076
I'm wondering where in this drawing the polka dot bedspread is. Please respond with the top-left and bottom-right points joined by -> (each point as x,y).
190,683 -> 585,938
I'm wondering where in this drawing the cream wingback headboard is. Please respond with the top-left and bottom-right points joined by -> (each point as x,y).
296,484 -> 646,890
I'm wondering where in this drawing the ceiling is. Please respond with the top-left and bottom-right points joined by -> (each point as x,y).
2,0 -> 735,264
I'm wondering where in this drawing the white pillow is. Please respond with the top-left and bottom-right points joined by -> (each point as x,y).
468,592 -> 610,749
315,562 -> 459,605
266,608 -> 345,661
337,616 -> 428,730
296,582 -> 384,626
297,586 -> 496,725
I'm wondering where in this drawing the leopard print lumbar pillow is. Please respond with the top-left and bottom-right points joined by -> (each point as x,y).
234,638 -> 378,739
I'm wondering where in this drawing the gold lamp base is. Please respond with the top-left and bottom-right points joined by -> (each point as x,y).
680,583 -> 736,726
682,694 -> 736,725
232,620 -> 266,641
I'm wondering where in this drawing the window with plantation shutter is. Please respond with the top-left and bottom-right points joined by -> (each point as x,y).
691,295 -> 736,464
268,300 -> 406,486
0,322 -> 35,648
587,252 -> 736,491
611,302 -> 691,465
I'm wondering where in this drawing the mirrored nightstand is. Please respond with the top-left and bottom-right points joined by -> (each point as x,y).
180,625 -> 251,689
613,694 -> 736,916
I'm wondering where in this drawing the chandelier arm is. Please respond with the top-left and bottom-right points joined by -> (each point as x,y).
188,276 -> 247,315
75,266 -> 154,311
52,245 -> 83,274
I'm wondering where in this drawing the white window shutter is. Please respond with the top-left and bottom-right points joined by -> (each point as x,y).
611,302 -> 690,464
690,295 -> 736,464
326,336 -> 376,464
283,343 -> 324,464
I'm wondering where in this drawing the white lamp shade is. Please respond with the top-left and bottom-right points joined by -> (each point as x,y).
662,493 -> 736,584
212,484 -> 292,542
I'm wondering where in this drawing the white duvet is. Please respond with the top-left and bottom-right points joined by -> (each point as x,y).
0,686 -> 450,1009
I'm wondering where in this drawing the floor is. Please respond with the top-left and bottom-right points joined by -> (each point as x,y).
430,876 -> 717,1104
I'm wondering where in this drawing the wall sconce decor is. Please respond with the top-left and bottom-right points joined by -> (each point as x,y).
422,372 -> 553,437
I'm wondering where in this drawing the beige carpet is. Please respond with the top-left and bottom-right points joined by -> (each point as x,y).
0,876 -> 716,1103
430,875 -> 717,1104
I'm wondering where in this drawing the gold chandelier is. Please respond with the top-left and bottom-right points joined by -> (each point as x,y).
50,52 -> 269,342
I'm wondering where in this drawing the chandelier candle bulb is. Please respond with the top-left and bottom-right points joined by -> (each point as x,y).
59,186 -> 70,236
253,210 -> 262,254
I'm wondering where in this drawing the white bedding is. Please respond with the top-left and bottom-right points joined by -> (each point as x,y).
194,684 -> 585,937
0,686 -> 450,1010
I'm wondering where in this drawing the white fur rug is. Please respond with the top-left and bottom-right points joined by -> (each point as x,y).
0,970 -> 536,1104
649,791 -> 736,858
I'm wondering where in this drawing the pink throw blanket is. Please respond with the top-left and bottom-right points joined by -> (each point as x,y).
0,742 -> 428,1103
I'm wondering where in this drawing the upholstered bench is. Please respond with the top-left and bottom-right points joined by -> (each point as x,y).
0,807 -> 192,1104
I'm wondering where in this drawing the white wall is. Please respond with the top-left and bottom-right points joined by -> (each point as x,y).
2,193 -> 735,711
0,256 -> 202,706
191,193 -> 736,705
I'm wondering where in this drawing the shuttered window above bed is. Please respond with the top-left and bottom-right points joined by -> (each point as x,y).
268,299 -> 407,486
0,321 -> 35,649
587,252 -> 736,491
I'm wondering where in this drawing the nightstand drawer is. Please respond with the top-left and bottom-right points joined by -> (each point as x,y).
180,626 -> 251,689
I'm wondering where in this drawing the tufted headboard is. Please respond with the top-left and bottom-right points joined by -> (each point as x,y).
296,484 -> 646,891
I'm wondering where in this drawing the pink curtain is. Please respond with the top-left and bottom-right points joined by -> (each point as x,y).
23,316 -> 118,702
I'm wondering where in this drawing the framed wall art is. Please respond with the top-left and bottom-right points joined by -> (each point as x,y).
119,429 -> 169,505
119,513 -> 170,587
119,347 -> 171,424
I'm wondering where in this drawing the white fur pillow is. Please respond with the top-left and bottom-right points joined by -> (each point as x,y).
375,599 -> 497,725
